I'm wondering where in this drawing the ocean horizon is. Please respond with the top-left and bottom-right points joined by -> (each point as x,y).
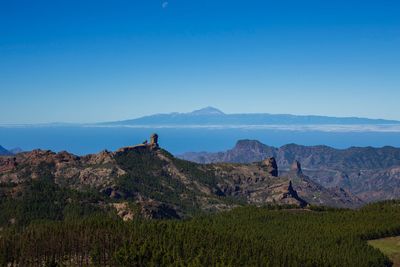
2,126 -> 400,155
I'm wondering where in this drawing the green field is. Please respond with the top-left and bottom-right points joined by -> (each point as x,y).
369,237 -> 400,267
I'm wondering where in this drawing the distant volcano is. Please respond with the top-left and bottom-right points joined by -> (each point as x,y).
100,107 -> 400,127
189,107 -> 225,116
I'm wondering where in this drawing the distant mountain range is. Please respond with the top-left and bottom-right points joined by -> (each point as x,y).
100,107 -> 400,127
0,146 -> 23,156
0,146 -> 12,156
179,140 -> 400,202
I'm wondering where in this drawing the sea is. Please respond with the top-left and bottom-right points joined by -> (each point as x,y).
1,126 -> 400,155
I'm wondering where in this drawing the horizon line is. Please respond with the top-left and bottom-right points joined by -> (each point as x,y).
1,107 -> 400,125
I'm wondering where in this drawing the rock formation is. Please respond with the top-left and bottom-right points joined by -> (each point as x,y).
281,181 -> 308,207
117,133 -> 160,153
0,157 -> 17,172
290,160 -> 303,175
262,157 -> 278,177
150,133 -> 159,147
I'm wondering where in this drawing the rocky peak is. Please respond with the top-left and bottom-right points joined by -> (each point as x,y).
150,133 -> 159,148
262,157 -> 278,177
190,107 -> 225,116
117,133 -> 160,153
23,149 -> 56,166
282,180 -> 308,207
235,140 -> 264,150
290,160 -> 303,175
55,151 -> 80,163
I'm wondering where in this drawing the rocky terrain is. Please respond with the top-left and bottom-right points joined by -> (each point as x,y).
179,140 -> 400,202
0,136 -> 362,223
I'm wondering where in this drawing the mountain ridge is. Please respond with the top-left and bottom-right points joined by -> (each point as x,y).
0,135 -> 363,224
179,140 -> 400,202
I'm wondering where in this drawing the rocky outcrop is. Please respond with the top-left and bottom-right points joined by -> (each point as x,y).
139,199 -> 181,220
281,181 -> 308,207
290,160 -> 303,175
0,148 -> 126,189
117,134 -> 160,153
112,202 -> 135,221
0,157 -> 17,172
150,133 -> 159,148
111,199 -> 180,221
112,198 -> 181,220
262,157 -> 278,177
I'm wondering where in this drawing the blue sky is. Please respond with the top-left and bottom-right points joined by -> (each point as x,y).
1,0 -> 399,123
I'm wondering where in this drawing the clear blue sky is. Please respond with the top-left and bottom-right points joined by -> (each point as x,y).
1,0 -> 399,123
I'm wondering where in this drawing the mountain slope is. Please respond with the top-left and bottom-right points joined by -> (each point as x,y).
179,140 -> 400,202
0,137 -> 361,225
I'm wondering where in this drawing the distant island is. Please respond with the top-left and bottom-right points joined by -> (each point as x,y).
99,107 -> 400,127
2,107 -> 400,131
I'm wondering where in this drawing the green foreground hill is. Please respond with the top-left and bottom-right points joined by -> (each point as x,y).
1,201 -> 400,266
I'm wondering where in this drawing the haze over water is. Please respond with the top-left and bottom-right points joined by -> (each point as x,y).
2,126 -> 400,155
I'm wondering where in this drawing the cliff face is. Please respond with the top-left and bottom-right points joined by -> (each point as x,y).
179,140 -> 400,202
0,142 -> 361,223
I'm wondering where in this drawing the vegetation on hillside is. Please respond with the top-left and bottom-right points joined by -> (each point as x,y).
114,148 -> 240,216
1,201 -> 400,266
0,178 -> 106,227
